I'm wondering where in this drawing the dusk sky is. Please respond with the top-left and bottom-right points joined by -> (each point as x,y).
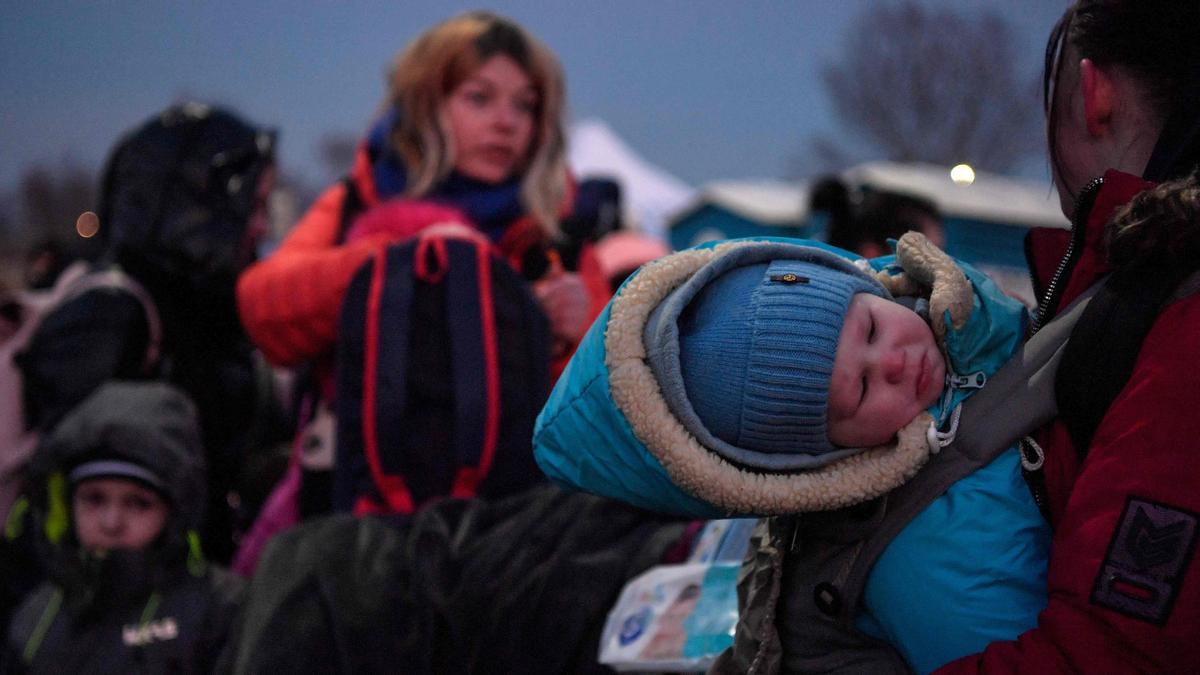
1,1 -> 1069,193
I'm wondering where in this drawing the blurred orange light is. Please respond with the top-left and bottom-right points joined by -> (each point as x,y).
76,211 -> 100,238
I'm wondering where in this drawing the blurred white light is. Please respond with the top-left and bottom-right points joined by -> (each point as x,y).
950,164 -> 976,185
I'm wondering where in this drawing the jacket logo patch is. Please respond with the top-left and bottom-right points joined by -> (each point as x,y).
122,617 -> 179,646
1092,496 -> 1198,625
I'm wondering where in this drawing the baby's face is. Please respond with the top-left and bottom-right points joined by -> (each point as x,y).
827,293 -> 945,447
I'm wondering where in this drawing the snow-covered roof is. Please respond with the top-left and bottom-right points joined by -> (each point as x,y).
568,118 -> 696,240
843,161 -> 1068,229
673,179 -> 808,226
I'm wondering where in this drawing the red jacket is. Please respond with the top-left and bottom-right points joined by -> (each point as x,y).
938,170 -> 1200,672
236,151 -> 608,373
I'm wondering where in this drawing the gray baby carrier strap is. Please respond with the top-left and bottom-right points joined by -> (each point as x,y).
713,284 -> 1100,675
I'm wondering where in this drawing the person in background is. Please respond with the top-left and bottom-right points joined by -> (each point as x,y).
237,10 -> 606,376
592,230 -> 670,293
813,175 -> 945,258
852,190 -> 944,257
3,382 -> 242,674
9,104 -> 285,567
937,1 -> 1200,671
232,11 -> 609,569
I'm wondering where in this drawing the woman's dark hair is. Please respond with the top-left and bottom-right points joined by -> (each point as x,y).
854,191 -> 940,252
1103,172 -> 1200,283
813,176 -> 940,255
810,176 -> 854,250
1044,1 -> 1200,182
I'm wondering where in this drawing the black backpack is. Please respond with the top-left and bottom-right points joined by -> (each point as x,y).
333,231 -> 552,515
19,103 -> 275,432
15,268 -> 162,433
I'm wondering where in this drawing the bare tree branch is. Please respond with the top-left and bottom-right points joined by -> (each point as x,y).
809,1 -> 1042,174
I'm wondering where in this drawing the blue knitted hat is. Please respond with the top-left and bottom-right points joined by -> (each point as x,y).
677,251 -> 888,462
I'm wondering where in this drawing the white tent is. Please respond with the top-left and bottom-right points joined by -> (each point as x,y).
682,179 -> 809,226
568,118 -> 696,240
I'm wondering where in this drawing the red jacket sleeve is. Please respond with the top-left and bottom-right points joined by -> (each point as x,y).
236,184 -> 381,366
936,295 -> 1200,673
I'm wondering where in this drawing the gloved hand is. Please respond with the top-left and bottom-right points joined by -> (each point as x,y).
875,231 -> 973,339
533,256 -> 592,355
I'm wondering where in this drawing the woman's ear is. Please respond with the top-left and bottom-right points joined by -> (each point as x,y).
1080,58 -> 1115,138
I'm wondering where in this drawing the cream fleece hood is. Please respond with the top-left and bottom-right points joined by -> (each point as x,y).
534,233 -> 977,516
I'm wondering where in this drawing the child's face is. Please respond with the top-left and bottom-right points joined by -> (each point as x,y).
73,477 -> 170,552
827,293 -> 945,447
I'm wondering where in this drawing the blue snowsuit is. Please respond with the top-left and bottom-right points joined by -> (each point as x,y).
533,238 -> 1050,673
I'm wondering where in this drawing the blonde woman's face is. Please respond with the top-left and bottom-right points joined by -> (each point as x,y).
445,54 -> 537,184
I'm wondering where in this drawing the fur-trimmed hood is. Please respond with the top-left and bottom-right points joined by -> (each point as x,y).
533,237 -> 1026,517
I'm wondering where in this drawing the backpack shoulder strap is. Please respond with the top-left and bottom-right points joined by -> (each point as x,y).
61,268 -> 163,373
1057,268 -> 1200,455
429,235 -> 503,499
1169,269 -> 1200,304
355,244 -> 414,514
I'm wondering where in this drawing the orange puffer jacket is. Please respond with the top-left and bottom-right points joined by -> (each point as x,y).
237,153 -> 608,373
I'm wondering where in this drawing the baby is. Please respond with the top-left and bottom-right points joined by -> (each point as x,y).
534,235 -> 1050,672
671,244 -> 945,469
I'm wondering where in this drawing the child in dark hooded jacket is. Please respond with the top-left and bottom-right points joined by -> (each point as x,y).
3,382 -> 242,674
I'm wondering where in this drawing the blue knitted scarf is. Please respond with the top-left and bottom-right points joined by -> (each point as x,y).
366,109 -> 526,242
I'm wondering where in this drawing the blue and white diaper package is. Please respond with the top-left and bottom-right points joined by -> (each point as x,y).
598,519 -> 755,672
